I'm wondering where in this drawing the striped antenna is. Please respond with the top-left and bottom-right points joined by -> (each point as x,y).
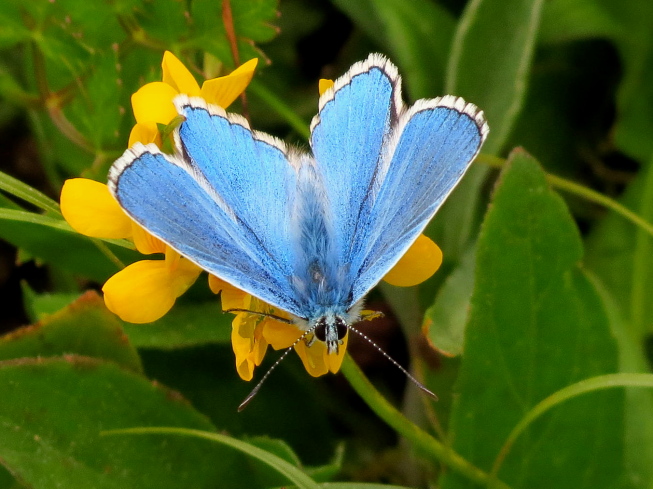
347,324 -> 437,400
238,327 -> 314,411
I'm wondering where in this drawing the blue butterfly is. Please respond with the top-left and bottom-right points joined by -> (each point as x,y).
109,54 -> 488,361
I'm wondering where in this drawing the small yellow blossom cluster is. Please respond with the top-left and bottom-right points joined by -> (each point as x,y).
60,52 -> 443,380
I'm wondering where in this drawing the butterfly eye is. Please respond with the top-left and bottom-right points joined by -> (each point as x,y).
336,318 -> 348,340
314,321 -> 327,342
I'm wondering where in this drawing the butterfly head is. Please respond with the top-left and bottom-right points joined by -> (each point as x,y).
312,314 -> 348,354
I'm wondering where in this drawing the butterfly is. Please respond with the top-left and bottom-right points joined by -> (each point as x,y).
109,53 -> 488,367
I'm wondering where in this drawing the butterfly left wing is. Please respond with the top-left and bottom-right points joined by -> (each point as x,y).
108,98 -> 306,317
350,96 -> 488,302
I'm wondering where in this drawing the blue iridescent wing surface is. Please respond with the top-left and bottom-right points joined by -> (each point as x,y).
307,55 -> 399,311
309,54 -> 488,308
108,97 -> 305,317
351,97 -> 488,301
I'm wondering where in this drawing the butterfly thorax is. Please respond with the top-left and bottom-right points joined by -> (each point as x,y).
310,313 -> 348,354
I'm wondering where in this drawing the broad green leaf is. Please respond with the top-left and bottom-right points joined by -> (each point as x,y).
66,48 -> 130,151
332,0 -> 455,97
446,0 -> 545,155
0,465 -> 16,489
424,246 -> 475,357
0,291 -> 142,373
242,436 -> 339,486
0,212 -> 139,282
0,3 -> 31,48
595,0 -> 653,161
105,426 -> 321,489
539,0 -> 618,44
122,300 -> 232,349
0,356 -> 255,489
21,279 -> 232,351
441,151 -> 623,488
21,283 -> 81,322
320,485 -> 415,489
139,345 -> 338,463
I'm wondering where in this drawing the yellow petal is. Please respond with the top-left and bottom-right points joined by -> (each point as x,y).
318,79 -> 334,96
61,178 -> 132,239
131,222 -> 166,254
232,319 -> 256,381
262,320 -> 302,350
102,258 -> 201,323
209,275 -> 251,310
131,82 -> 179,124
165,248 -> 202,280
294,339 -> 329,377
200,58 -> 258,108
231,311 -> 269,380
128,122 -> 162,148
382,234 -> 443,287
161,51 -> 201,96
326,330 -> 348,373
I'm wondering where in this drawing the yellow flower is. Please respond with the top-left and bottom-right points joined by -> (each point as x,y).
60,53 -> 258,323
61,178 -> 202,323
209,275 -> 348,380
128,51 -> 258,147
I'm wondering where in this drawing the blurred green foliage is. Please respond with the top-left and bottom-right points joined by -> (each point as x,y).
0,0 -> 652,488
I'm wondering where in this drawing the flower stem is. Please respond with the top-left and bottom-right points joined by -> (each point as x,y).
340,354 -> 512,489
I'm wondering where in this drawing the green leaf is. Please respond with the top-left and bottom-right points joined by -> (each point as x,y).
0,210 -> 138,282
589,277 -> 653,486
585,155 -> 653,340
104,427 -> 321,489
122,300 -> 232,349
21,283 -> 81,322
139,345 -> 339,464
539,0 -> 618,44
424,246 -> 476,357
0,169 -> 60,214
441,150 -> 623,488
191,0 -> 279,65
332,0 -> 455,97
133,0 -> 189,44
322,482 -> 416,489
596,0 -> 653,161
0,291 -> 142,373
446,0 -> 545,155
0,356 -> 255,489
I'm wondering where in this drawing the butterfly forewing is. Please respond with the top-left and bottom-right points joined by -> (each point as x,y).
309,56 -> 399,278
350,98 -> 488,301
109,123 -> 305,317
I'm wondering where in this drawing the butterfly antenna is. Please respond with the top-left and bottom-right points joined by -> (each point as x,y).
347,325 -> 438,400
238,328 -> 314,412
